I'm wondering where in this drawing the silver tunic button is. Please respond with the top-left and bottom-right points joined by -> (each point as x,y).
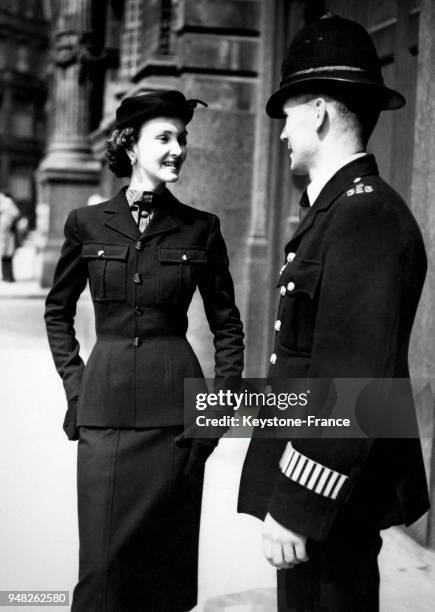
265,384 -> 272,394
287,252 -> 296,263
270,353 -> 277,365
353,177 -> 361,183
182,254 -> 188,261
287,282 -> 295,291
97,249 -> 104,257
280,286 -> 286,296
274,320 -> 281,332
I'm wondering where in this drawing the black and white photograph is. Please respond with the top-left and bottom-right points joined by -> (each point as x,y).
1,1 -> 435,611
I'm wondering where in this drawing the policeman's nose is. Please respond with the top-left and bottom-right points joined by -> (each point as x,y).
280,126 -> 288,142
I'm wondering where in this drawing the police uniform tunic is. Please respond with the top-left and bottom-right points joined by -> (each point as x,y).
238,154 -> 429,611
45,187 -> 244,612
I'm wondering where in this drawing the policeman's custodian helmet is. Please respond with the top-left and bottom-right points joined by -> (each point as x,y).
116,90 -> 207,129
266,13 -> 405,118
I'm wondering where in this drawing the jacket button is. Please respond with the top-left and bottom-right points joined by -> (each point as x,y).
280,286 -> 286,296
287,282 -> 295,292
287,252 -> 296,262
135,306 -> 144,316
274,320 -> 281,332
181,254 -> 188,261
270,353 -> 277,365
133,337 -> 142,347
97,249 -> 104,257
133,272 -> 143,284
135,241 -> 144,252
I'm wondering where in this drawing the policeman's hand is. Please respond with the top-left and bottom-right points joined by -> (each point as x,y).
63,397 -> 79,441
262,513 -> 309,569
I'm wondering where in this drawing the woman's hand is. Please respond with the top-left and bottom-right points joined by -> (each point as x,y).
174,433 -> 217,478
63,397 -> 79,441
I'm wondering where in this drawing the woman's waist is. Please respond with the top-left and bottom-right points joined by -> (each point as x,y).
94,310 -> 189,339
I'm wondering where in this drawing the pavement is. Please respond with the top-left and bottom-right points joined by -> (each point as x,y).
1,250 -> 435,611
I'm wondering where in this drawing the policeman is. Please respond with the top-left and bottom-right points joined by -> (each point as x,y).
238,14 -> 429,611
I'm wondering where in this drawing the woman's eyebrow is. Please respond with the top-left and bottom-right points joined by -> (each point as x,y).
156,129 -> 189,136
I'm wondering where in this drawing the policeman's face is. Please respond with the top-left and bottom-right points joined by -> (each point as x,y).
280,97 -> 318,175
132,117 -> 188,187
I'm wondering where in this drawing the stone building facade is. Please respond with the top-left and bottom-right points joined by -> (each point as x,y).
38,0 -> 435,548
0,1 -> 49,226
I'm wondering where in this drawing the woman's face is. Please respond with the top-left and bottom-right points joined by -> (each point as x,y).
130,116 -> 188,187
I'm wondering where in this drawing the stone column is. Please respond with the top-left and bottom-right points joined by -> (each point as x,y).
408,0 -> 435,548
243,1 -> 277,377
37,0 -> 100,287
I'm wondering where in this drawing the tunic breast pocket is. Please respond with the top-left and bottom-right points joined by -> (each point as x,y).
157,246 -> 207,304
276,258 -> 322,353
81,242 -> 129,302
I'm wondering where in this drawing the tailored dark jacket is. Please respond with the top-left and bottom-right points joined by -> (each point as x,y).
45,188 -> 244,428
238,155 -> 430,541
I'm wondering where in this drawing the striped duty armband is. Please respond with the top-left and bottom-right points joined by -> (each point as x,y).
279,442 -> 349,500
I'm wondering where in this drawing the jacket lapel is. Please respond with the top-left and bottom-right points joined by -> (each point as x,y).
104,189 -> 141,241
103,188 -> 181,242
289,155 -> 379,245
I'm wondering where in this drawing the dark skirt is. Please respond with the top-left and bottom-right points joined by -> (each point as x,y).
71,427 -> 204,612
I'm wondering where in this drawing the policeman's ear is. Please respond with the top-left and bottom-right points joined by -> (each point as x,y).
312,97 -> 328,134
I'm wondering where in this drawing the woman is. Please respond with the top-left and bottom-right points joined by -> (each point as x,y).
45,90 -> 244,612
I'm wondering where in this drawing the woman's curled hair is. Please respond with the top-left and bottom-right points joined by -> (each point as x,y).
105,126 -> 138,178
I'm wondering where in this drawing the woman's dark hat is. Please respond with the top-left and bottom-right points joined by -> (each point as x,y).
115,90 -> 207,129
266,14 -> 405,118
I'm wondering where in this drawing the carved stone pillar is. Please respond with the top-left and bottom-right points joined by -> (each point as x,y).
37,0 -> 100,287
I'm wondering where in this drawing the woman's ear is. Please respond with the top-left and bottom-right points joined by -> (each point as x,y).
126,147 -> 137,166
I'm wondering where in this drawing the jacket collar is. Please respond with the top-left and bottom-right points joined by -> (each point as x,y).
103,187 -> 180,242
289,154 -> 379,245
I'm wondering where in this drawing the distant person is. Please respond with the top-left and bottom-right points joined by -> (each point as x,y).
0,192 -> 20,282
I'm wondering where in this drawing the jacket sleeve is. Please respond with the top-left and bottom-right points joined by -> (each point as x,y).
268,197 -> 425,541
44,209 -> 88,403
198,214 -> 244,381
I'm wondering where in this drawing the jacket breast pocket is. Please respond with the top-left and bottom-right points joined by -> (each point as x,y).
157,246 -> 207,304
81,242 -> 129,302
276,258 -> 322,353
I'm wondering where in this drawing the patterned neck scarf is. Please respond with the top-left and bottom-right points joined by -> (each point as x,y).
126,189 -> 161,232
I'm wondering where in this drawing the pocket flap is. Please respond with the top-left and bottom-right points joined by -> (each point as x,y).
276,258 -> 322,298
81,243 -> 129,261
158,246 -> 207,264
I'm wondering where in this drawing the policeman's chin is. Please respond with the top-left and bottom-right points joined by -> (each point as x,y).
289,153 -> 309,177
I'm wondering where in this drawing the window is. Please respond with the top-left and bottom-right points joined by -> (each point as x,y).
120,0 -> 143,78
11,100 -> 34,138
16,44 -> 31,72
0,38 -> 6,70
9,165 -> 33,201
